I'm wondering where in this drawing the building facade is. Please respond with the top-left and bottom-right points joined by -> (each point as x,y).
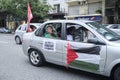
105,0 -> 120,24
65,0 -> 103,23
46,0 -> 67,20
46,0 -> 120,23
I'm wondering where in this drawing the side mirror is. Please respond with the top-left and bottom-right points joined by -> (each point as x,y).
88,38 -> 105,45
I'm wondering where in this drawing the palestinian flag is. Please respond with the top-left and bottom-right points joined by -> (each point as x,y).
66,42 -> 78,67
66,42 -> 100,68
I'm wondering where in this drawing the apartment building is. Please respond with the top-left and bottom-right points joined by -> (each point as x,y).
105,0 -> 120,24
46,0 -> 115,23
65,0 -> 103,23
47,0 -> 67,19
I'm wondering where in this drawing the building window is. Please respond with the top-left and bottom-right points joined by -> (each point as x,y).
53,4 -> 60,13
78,1 -> 88,5
105,0 -> 115,7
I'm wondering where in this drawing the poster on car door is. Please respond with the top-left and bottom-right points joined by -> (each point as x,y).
43,40 -> 56,52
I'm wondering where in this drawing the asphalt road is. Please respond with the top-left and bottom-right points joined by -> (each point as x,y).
0,33 -> 109,80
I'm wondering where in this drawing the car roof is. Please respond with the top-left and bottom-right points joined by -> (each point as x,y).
44,20 -> 94,24
20,23 -> 42,28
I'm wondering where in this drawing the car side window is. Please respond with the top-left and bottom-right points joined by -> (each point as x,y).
118,25 -> 120,29
111,25 -> 118,29
66,23 -> 96,42
42,23 -> 62,39
18,26 -> 22,30
20,25 -> 27,31
35,27 -> 41,36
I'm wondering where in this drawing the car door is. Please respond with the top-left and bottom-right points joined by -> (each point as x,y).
31,22 -> 64,65
62,22 -> 107,74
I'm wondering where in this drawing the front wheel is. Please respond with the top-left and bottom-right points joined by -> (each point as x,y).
15,36 -> 21,44
113,66 -> 120,80
29,50 -> 45,67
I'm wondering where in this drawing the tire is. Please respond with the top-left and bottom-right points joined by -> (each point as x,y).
113,66 -> 120,80
15,36 -> 21,44
29,49 -> 45,67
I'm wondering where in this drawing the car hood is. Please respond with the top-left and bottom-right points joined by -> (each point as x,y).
108,40 -> 120,47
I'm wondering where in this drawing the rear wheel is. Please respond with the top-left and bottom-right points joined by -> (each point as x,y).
29,49 -> 45,67
15,36 -> 21,44
113,66 -> 120,80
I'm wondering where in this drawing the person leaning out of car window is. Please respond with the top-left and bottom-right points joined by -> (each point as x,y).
45,25 -> 58,38
30,25 -> 36,31
27,25 -> 36,32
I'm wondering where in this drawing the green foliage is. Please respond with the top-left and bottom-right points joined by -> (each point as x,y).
95,9 -> 102,14
0,0 -> 51,20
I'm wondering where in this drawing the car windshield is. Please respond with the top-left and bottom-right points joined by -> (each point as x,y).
86,22 -> 120,41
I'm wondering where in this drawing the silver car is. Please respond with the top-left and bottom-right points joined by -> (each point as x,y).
106,24 -> 120,35
22,20 -> 120,80
14,23 -> 41,44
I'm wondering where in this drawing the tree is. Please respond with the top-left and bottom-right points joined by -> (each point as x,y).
0,0 -> 51,20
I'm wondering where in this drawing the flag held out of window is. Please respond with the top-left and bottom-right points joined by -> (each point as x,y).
27,3 -> 33,32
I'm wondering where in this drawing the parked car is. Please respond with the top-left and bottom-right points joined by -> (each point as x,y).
105,24 -> 120,35
22,20 -> 120,80
0,27 -> 12,33
14,23 -> 41,44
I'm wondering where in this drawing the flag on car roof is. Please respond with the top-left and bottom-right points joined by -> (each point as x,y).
27,3 -> 33,27
66,42 -> 78,67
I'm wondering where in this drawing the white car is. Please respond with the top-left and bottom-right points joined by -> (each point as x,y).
106,24 -> 120,35
14,23 -> 41,44
22,20 -> 120,80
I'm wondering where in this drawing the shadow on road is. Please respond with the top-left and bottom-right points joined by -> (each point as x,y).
45,62 -> 109,80
23,55 -> 110,80
25,59 -> 109,80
